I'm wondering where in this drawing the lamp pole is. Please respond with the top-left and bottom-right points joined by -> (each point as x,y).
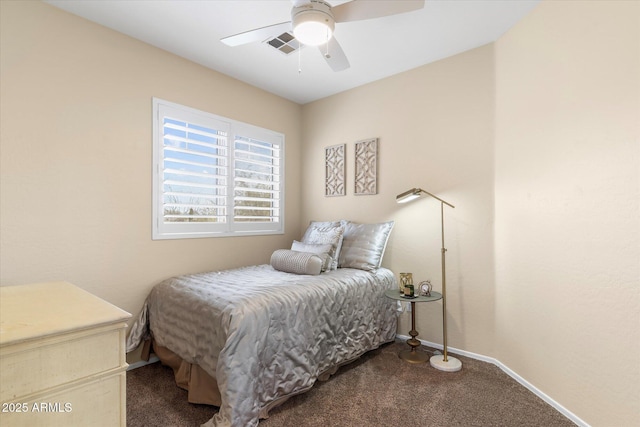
440,201 -> 449,362
429,198 -> 461,372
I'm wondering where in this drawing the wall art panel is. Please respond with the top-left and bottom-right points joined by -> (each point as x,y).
325,144 -> 346,196
354,138 -> 378,195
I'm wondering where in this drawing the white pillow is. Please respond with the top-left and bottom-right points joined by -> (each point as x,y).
270,249 -> 323,275
301,221 -> 345,270
291,240 -> 333,272
338,221 -> 394,271
301,220 -> 342,240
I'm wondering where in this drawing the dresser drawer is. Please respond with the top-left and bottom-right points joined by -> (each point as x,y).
0,371 -> 125,427
0,326 -> 125,402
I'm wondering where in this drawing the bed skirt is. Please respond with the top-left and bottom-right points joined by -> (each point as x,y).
153,342 -> 223,406
151,339 -> 379,420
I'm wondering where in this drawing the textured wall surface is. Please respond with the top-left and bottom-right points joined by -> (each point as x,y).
494,1 -> 639,425
0,1 -> 303,337
301,44 -> 497,358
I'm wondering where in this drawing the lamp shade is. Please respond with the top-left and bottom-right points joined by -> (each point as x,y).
396,187 -> 455,208
396,188 -> 422,204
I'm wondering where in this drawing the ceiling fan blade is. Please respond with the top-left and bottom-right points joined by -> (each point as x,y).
318,37 -> 350,72
221,21 -> 291,47
332,0 -> 425,23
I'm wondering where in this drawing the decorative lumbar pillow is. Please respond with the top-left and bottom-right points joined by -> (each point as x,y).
291,240 -> 333,272
270,249 -> 323,275
338,221 -> 394,271
301,221 -> 345,270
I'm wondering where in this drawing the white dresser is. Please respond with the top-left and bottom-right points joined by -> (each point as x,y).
0,282 -> 131,427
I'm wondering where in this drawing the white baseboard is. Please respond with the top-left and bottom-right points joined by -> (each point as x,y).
127,354 -> 160,371
396,334 -> 588,427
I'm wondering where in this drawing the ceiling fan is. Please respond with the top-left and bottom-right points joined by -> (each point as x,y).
220,0 -> 425,72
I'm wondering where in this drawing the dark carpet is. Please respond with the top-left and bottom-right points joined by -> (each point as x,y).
127,341 -> 574,426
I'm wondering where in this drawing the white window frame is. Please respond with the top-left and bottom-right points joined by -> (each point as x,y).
152,98 -> 285,240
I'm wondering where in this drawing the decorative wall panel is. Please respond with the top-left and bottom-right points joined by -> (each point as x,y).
354,138 -> 378,195
325,144 -> 345,196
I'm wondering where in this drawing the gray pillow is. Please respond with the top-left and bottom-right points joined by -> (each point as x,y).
338,221 -> 394,271
270,249 -> 323,275
301,221 -> 344,270
291,240 -> 333,272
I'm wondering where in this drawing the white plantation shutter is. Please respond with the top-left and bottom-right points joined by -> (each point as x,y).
232,126 -> 282,232
153,99 -> 284,239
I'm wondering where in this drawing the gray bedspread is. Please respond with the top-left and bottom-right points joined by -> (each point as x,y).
127,264 -> 397,427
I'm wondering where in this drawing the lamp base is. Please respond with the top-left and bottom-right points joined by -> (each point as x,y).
430,354 -> 462,372
399,349 -> 429,364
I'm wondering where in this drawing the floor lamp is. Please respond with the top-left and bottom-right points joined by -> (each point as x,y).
396,187 -> 462,372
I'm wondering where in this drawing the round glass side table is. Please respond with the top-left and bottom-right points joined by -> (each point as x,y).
384,288 -> 442,364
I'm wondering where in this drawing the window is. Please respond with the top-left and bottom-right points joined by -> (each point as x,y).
152,98 -> 284,239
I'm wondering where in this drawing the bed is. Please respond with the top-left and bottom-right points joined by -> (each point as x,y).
126,220 -> 397,427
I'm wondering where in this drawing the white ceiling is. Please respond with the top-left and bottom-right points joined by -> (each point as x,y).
45,0 -> 540,105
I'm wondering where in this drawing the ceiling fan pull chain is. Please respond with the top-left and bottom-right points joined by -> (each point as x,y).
326,25 -> 330,48
298,46 -> 302,74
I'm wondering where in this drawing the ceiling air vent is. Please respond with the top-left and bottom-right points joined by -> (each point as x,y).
266,32 -> 300,55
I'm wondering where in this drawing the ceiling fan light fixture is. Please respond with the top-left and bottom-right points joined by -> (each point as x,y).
294,19 -> 333,46
292,1 -> 335,46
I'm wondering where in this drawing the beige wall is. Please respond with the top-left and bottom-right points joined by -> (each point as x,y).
301,44 -> 497,357
302,1 -> 639,425
0,1 -> 303,325
494,1 -> 639,425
